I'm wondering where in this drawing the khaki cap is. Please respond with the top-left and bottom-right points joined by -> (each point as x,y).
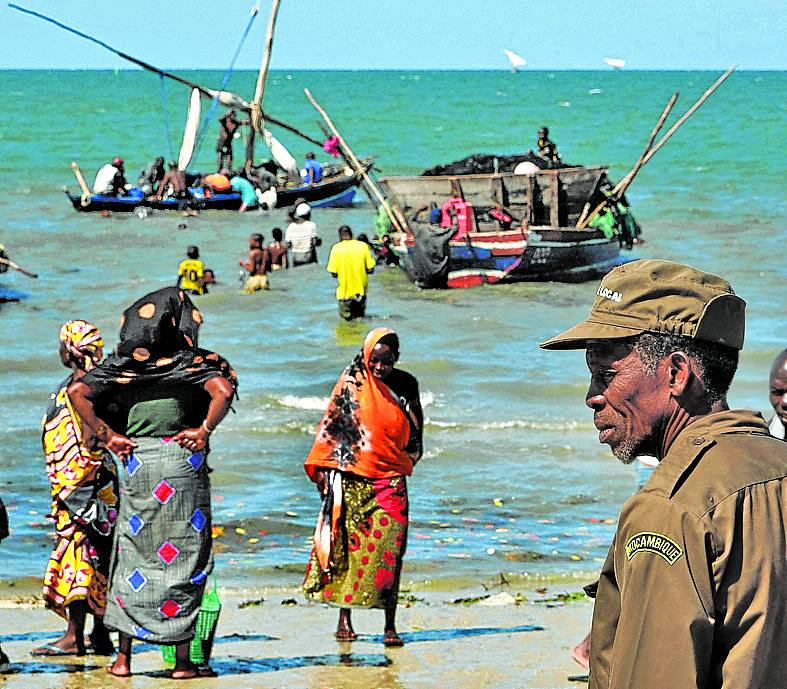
540,259 -> 746,350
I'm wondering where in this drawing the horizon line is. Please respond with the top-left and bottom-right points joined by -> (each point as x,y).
1,66 -> 782,72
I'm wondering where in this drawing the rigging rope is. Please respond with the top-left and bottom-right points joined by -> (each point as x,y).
158,75 -> 176,162
190,5 -> 259,167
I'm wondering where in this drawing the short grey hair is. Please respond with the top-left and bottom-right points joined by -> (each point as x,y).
634,333 -> 738,405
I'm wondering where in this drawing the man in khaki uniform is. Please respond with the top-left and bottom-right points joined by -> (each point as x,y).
541,259 -> 787,688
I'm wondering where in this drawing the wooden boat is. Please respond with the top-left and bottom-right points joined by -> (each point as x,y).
64,160 -> 370,213
379,166 -> 639,288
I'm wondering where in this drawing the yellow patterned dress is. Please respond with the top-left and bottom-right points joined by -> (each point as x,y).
41,376 -> 118,618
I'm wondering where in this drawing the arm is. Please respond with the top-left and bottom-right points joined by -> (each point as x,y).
406,381 -> 424,463
67,380 -> 137,460
283,247 -> 289,269
172,376 -> 234,452
239,251 -> 253,272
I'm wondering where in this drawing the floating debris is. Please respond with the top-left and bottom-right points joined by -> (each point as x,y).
238,597 -> 264,609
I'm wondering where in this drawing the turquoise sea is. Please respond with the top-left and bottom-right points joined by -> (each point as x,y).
0,69 -> 784,588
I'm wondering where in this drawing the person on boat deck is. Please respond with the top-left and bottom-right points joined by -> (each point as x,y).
93,157 -> 128,196
536,127 -> 561,163
229,174 -> 258,213
177,246 -> 205,296
154,161 -> 187,201
239,233 -> 271,293
285,202 -> 321,266
267,227 -> 289,270
216,109 -> 246,171
137,157 -> 165,195
376,234 -> 400,266
302,152 -> 323,184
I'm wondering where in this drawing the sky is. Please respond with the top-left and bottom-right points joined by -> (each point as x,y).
1,0 -> 785,70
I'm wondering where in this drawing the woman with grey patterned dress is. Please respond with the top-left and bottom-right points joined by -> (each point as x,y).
68,287 -> 237,679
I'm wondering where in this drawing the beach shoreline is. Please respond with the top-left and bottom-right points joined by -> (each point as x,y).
0,582 -> 593,689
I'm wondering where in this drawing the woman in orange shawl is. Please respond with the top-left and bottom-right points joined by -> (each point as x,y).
303,328 -> 423,646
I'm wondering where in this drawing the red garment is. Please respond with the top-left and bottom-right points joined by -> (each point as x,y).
440,197 -> 473,239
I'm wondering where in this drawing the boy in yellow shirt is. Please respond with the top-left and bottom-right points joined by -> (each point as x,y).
176,246 -> 205,295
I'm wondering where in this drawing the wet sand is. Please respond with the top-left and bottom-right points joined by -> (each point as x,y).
0,583 -> 592,689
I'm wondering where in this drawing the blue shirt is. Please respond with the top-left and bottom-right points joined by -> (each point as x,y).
303,159 -> 323,184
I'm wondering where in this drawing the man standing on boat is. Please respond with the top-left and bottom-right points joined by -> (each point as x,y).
541,259 -> 787,689
216,110 -> 245,171
327,225 -> 376,321
536,127 -> 561,163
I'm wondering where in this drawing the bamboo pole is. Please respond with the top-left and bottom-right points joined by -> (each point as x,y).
0,257 -> 38,278
578,67 -> 735,229
70,161 -> 91,197
246,0 -> 281,173
303,88 -> 407,235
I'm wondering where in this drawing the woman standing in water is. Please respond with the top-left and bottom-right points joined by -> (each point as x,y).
69,287 -> 237,679
303,328 -> 423,646
34,320 -> 117,657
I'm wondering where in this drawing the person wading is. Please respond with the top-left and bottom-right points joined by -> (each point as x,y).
541,259 -> 787,689
326,225 -> 376,321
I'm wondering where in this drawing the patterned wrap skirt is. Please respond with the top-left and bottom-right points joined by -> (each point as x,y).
104,437 -> 213,644
304,475 -> 408,609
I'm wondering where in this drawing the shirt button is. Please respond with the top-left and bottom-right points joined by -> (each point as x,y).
693,437 -> 705,445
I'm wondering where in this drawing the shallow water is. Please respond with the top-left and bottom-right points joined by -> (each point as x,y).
0,69 -> 784,587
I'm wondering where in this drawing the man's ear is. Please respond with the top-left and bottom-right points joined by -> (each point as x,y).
666,351 -> 692,396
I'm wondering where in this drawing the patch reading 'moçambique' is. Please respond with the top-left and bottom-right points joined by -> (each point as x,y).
625,532 -> 683,565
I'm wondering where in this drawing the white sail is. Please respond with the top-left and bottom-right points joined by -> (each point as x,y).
177,88 -> 202,171
503,49 -> 526,72
603,57 -> 626,69
262,128 -> 300,183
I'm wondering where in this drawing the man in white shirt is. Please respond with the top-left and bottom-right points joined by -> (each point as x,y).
93,157 -> 128,196
285,202 -> 321,266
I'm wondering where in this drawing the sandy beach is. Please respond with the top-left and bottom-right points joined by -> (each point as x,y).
0,579 -> 592,689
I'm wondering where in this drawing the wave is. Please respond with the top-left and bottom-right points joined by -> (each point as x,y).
272,389 -> 436,411
424,418 -> 593,432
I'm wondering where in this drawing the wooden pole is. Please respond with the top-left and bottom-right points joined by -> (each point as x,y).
578,67 -> 735,229
246,0 -> 282,173
70,161 -> 91,197
0,257 -> 38,278
303,88 -> 407,235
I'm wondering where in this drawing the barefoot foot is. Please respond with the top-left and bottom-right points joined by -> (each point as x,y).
383,630 -> 404,647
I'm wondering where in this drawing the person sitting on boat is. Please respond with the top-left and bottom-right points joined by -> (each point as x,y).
216,109 -> 246,171
153,161 -> 187,201
93,157 -> 128,196
229,174 -> 258,213
302,152 -> 323,184
137,157 -> 165,195
536,127 -> 561,163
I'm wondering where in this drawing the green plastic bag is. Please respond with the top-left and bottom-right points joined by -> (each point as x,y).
162,575 -> 221,666
375,205 -> 392,239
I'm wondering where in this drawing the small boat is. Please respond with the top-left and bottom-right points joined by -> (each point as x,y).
64,160 -> 371,213
502,49 -> 526,73
379,165 -> 639,289
603,57 -> 626,69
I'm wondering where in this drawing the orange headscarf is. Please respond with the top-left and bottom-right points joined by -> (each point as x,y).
305,328 -> 414,480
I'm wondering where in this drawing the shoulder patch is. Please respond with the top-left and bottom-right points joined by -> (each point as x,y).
625,532 -> 683,565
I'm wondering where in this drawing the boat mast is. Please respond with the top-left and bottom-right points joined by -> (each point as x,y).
245,0 -> 282,174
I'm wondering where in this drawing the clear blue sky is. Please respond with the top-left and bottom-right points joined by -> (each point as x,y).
1,0 -> 785,70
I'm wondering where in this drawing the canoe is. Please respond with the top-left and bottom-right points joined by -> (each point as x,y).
379,167 -> 639,289
64,162 -> 370,213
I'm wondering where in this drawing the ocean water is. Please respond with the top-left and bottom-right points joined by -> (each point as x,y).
0,69 -> 784,588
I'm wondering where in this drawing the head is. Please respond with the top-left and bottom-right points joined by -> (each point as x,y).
339,225 -> 353,241
187,245 -> 199,259
219,168 -> 231,177
168,160 -> 178,170
306,152 -> 315,160
292,202 -> 311,221
541,259 -> 745,462
59,320 -> 103,373
112,156 -> 124,169
357,233 -> 370,245
363,328 -> 399,381
227,109 -> 236,119
381,234 -> 391,245
203,269 -> 215,284
155,156 -> 165,166
250,233 -> 263,249
538,127 -> 548,139
769,349 -> 787,427
272,227 -> 283,242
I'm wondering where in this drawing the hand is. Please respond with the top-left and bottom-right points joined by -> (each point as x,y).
106,432 -> 138,460
311,469 -> 329,496
173,426 -> 209,453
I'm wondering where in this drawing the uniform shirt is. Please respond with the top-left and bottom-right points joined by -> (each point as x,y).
178,258 -> 204,295
326,239 -> 375,300
285,220 -> 319,264
589,410 -> 787,689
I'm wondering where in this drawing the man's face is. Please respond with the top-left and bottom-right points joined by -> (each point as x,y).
585,340 -> 669,463
769,358 -> 787,426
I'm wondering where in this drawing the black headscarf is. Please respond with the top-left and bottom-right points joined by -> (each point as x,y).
81,287 -> 238,397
